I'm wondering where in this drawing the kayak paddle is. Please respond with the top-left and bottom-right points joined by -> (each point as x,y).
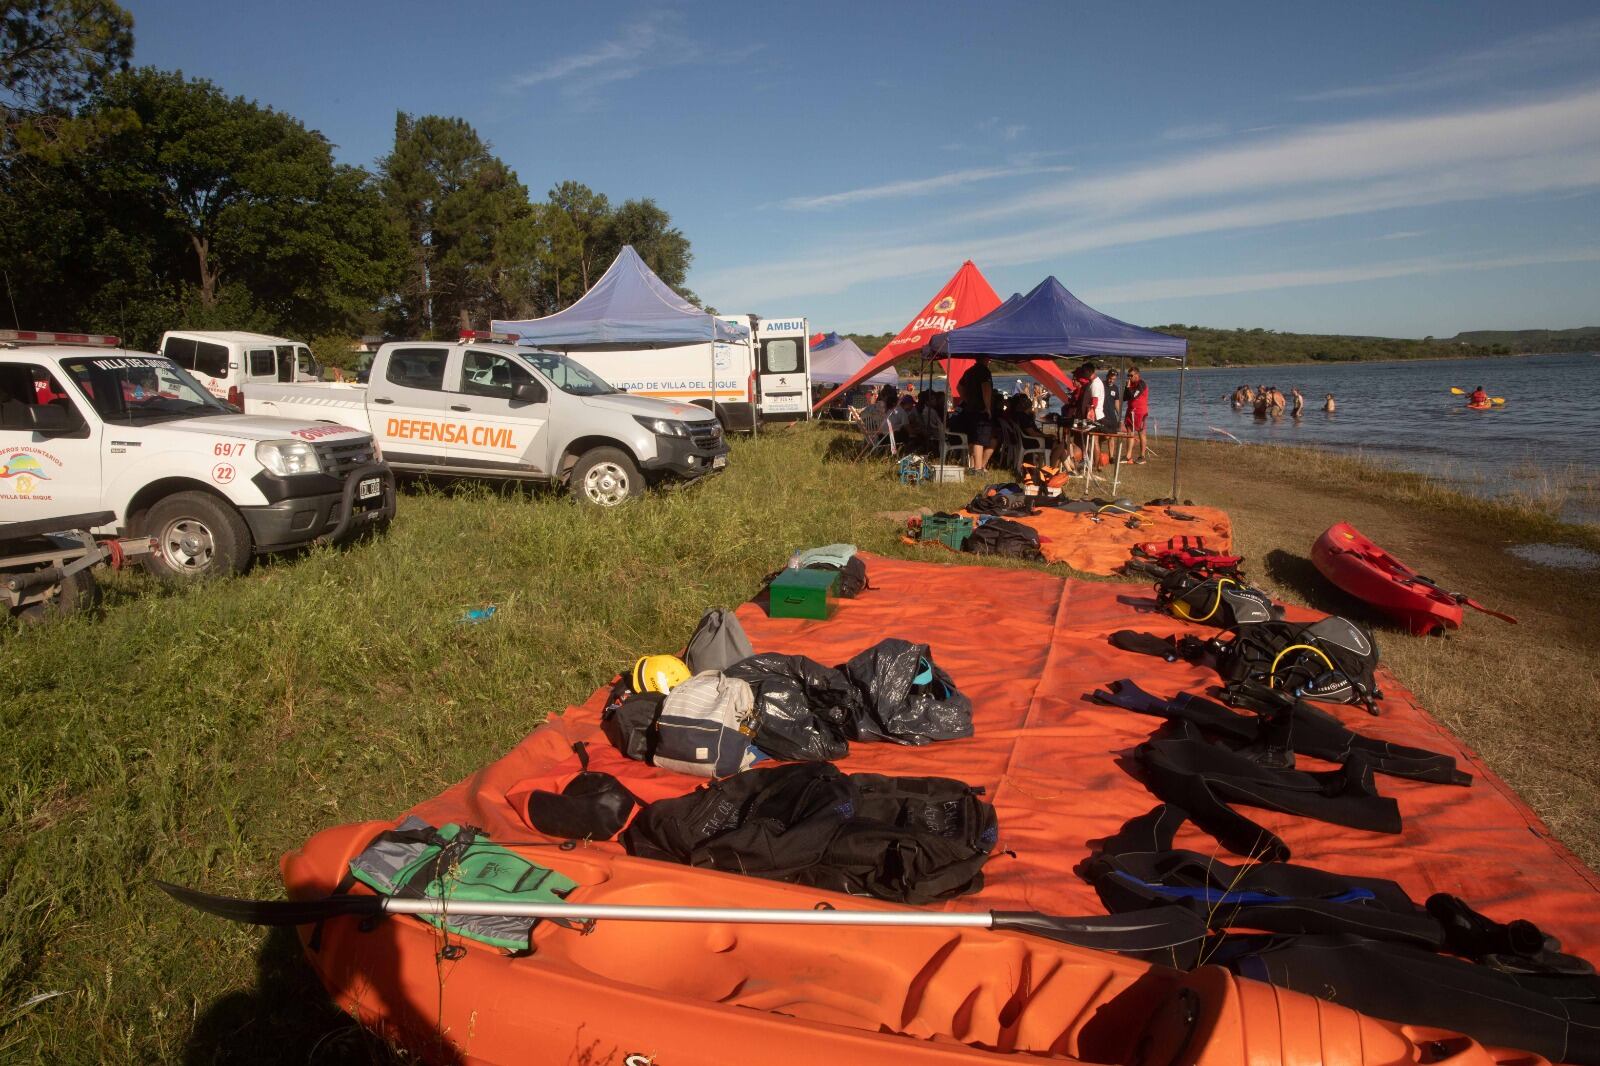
155,880 -> 1209,953
1449,387 -> 1506,405
1405,574 -> 1518,625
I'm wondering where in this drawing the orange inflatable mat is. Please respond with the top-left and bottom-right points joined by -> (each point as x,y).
283,553 -> 1596,1065
958,502 -> 1233,574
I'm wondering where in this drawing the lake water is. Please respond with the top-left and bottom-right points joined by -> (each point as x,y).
987,352 -> 1600,525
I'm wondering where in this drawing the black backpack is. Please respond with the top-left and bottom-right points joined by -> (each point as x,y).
1215,617 -> 1383,713
964,517 -> 1044,560
621,761 -> 998,905
805,554 -> 869,597
1156,569 -> 1279,627
967,484 -> 1036,517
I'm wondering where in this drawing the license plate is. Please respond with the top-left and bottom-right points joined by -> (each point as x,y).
762,394 -> 806,414
359,477 -> 382,500
712,455 -> 728,470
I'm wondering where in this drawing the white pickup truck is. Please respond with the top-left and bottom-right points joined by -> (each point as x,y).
244,332 -> 730,505
0,331 -> 394,580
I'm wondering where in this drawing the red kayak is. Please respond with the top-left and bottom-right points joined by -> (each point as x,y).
1311,523 -> 1469,635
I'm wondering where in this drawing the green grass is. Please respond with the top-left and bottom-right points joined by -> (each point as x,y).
2,424 -> 1595,1063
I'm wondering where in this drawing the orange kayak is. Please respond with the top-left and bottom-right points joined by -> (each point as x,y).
283,818 -> 1542,1065
1312,521 -> 1465,635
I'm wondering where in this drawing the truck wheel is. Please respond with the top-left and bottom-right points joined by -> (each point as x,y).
570,447 -> 644,507
141,492 -> 252,581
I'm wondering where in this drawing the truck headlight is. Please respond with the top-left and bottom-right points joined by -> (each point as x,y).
634,416 -> 689,438
256,439 -> 322,476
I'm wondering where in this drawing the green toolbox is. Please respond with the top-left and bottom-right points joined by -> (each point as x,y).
919,513 -> 975,551
768,567 -> 838,620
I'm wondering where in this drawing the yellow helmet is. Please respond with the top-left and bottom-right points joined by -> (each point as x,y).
631,654 -> 691,694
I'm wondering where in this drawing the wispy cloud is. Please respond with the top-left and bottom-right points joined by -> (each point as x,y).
1377,230 -> 1425,241
1295,15 -> 1600,102
1001,123 -> 1027,141
780,164 -> 1073,211
700,144 -> 1600,304
979,85 -> 1600,220
697,84 -> 1600,313
1083,248 -> 1600,305
506,12 -> 755,106
1162,121 -> 1230,141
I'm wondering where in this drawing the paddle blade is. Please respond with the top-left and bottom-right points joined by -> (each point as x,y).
992,906 -> 1208,951
1460,597 -> 1518,624
1449,387 -> 1466,395
1492,397 -> 1506,405
155,880 -> 385,927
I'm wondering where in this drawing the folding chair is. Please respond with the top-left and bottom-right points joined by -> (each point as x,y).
850,404 -> 896,459
998,416 -> 1049,470
930,412 -> 968,468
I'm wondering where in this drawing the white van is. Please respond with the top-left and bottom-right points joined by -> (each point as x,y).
157,330 -> 321,408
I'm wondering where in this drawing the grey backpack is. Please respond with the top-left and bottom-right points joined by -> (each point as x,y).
684,608 -> 755,673
653,672 -> 760,778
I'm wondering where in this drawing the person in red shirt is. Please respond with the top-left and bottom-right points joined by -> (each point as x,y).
1123,366 -> 1151,464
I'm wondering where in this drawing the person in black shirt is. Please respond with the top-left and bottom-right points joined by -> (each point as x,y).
956,357 -> 995,471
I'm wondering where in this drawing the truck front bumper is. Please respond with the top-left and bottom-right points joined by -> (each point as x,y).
241,463 -> 396,551
639,435 -> 731,480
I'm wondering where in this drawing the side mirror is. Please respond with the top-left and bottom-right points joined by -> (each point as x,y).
512,380 -> 547,404
28,403 -> 80,433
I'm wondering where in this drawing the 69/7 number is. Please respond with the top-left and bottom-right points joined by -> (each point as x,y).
213,442 -> 246,457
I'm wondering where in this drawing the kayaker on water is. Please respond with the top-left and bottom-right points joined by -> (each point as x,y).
1469,386 -> 1489,407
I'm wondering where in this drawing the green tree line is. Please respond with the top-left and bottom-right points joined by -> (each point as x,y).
0,1 -> 696,365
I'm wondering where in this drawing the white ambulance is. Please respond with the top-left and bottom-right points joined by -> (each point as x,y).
557,316 -> 812,432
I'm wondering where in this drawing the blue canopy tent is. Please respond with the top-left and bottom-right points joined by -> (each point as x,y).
494,245 -> 746,346
927,276 -> 1190,496
493,246 -> 747,421
810,333 -> 897,391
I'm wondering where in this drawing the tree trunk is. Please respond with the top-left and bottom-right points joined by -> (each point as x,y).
190,233 -> 220,307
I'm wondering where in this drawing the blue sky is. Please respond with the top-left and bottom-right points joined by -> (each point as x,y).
127,1 -> 1600,337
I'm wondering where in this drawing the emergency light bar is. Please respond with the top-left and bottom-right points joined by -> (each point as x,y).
458,329 -> 517,343
0,329 -> 121,347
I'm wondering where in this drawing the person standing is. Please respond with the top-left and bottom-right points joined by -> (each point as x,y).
1123,366 -> 1151,464
1291,387 -> 1305,417
1104,368 -> 1122,425
956,356 -> 996,472
1324,393 -> 1337,413
1072,361 -> 1110,467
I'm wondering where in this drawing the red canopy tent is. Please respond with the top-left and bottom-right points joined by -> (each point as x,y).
810,262 -> 1076,411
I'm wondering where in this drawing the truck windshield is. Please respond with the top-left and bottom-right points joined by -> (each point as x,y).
59,355 -> 231,424
523,351 -> 617,397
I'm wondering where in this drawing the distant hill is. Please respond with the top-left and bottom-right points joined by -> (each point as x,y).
841,332 -> 895,354
1447,327 -> 1600,352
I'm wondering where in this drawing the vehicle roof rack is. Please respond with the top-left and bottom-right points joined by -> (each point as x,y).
458,329 -> 517,343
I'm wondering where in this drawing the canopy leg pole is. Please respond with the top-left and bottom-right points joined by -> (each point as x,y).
1171,353 -> 1187,500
